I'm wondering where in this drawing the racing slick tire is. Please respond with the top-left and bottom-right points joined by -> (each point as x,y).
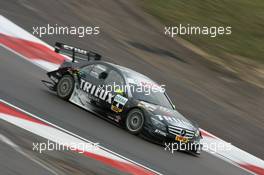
125,108 -> 145,135
56,75 -> 74,100
191,143 -> 202,156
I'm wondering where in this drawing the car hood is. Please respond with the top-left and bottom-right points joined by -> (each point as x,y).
139,101 -> 198,131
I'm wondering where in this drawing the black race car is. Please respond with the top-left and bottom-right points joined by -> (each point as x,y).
42,43 -> 202,154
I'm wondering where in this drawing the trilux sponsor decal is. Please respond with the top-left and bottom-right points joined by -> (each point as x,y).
80,79 -> 114,104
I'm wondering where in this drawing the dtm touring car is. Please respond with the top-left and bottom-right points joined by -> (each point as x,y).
42,42 -> 202,154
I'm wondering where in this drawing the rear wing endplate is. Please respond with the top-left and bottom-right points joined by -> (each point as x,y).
55,42 -> 101,62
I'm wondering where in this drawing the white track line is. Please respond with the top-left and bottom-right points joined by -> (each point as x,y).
0,134 -> 58,175
0,99 -> 162,175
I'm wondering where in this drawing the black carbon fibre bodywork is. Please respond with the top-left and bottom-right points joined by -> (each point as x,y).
43,60 -> 202,154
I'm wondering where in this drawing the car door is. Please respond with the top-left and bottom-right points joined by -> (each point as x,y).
77,63 -> 110,109
102,69 -> 128,118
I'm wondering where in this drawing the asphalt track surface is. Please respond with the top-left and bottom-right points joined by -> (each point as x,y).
1,119 -> 126,175
1,141 -> 54,175
0,0 -> 263,174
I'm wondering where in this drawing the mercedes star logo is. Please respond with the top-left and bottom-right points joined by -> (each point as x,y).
180,129 -> 186,136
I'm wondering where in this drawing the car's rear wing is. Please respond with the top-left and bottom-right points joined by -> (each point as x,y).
54,42 -> 101,62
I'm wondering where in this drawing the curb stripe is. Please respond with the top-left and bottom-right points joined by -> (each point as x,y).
0,33 -> 65,65
0,102 -> 48,126
0,100 -> 158,175
239,164 -> 264,175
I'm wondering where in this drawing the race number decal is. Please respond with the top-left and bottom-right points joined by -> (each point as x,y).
111,94 -> 128,113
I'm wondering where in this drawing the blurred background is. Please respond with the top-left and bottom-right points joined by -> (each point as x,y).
140,0 -> 264,88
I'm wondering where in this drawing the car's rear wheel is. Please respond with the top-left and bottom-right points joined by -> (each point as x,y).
57,75 -> 74,100
125,108 -> 144,135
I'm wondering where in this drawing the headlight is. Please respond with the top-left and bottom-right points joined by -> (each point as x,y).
150,117 -> 167,131
195,130 -> 200,137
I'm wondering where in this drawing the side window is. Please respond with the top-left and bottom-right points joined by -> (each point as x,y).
90,64 -> 107,79
104,70 -> 125,93
80,64 -> 94,78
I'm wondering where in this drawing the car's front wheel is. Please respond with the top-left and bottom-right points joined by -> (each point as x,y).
125,108 -> 145,135
191,143 -> 202,155
56,75 -> 74,100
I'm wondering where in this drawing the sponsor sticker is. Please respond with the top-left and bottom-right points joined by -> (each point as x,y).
111,94 -> 128,113
80,79 -> 114,104
175,135 -> 189,143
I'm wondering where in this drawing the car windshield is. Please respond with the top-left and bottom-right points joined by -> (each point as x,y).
130,84 -> 173,109
115,64 -> 174,109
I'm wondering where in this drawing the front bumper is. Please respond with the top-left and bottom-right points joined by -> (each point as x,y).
143,124 -> 202,153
